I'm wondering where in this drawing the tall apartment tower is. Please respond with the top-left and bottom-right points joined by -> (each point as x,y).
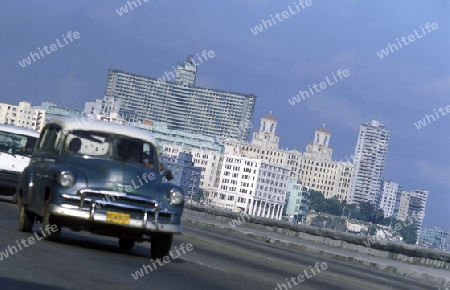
349,120 -> 391,204
104,56 -> 256,141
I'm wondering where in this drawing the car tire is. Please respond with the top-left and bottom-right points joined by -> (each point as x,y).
119,238 -> 135,251
18,206 -> 35,232
41,213 -> 61,241
150,233 -> 173,259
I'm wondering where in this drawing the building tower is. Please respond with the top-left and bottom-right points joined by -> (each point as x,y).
349,120 -> 391,204
250,112 -> 280,149
304,124 -> 333,162
174,54 -> 197,86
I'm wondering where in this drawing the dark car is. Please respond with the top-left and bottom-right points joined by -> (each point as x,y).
16,117 -> 184,259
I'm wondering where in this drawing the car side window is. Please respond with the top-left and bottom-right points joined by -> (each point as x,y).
116,138 -> 158,169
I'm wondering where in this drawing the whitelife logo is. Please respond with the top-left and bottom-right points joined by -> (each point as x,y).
272,262 -> 328,289
116,0 -> 149,16
131,243 -> 193,280
288,69 -> 350,106
250,0 -> 313,35
0,224 -> 59,261
376,22 -> 439,59
18,31 -> 81,68
414,105 -> 450,130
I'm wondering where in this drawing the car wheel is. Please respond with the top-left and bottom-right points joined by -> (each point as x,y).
150,233 -> 173,259
18,206 -> 35,232
41,213 -> 61,241
119,238 -> 135,251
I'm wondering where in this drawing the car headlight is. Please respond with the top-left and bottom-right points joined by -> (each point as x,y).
58,171 -> 75,188
168,189 -> 184,205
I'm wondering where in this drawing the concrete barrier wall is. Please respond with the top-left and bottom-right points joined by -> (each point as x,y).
184,204 -> 450,270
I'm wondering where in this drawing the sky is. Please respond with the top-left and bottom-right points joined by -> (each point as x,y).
0,0 -> 449,229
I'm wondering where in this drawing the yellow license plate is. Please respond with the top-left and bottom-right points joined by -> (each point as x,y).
106,211 -> 130,225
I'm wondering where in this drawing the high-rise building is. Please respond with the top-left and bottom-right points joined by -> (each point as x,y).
349,120 -> 391,204
103,57 -> 256,141
378,180 -> 402,217
0,101 -> 45,131
397,189 -> 428,235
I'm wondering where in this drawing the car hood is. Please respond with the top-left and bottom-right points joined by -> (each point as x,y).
56,156 -> 161,195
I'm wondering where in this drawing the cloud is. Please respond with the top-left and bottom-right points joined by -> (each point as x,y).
0,57 -> 20,88
414,159 -> 450,188
411,75 -> 450,97
306,94 -> 381,131
53,72 -> 93,108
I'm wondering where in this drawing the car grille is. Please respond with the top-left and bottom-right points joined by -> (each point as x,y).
60,189 -> 175,224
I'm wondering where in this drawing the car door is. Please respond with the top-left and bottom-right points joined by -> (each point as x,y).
27,125 -> 63,216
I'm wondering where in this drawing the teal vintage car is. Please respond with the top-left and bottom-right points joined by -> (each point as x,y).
16,117 -> 184,259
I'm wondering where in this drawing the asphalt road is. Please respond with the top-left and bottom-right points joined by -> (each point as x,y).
0,200 -> 444,290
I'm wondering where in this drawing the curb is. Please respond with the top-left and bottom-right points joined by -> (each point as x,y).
183,217 -> 450,287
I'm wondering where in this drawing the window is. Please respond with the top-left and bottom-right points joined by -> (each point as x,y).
36,125 -> 63,154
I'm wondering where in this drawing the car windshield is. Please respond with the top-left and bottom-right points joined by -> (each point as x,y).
62,130 -> 158,169
0,131 -> 38,157
63,131 -> 110,157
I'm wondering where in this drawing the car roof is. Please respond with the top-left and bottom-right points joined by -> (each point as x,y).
47,117 -> 158,147
0,124 -> 40,138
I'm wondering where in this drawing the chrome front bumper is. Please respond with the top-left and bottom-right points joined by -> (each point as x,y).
48,190 -> 183,234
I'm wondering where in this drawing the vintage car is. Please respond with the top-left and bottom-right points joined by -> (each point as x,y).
16,117 -> 184,259
0,124 -> 39,201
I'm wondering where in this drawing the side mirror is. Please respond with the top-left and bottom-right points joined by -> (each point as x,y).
163,170 -> 173,181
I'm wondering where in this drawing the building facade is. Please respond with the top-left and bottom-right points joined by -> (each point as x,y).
397,189 -> 428,234
349,120 -> 391,204
84,96 -> 122,122
298,126 -> 354,201
0,101 -> 45,131
35,102 -> 84,122
160,152 -> 201,198
224,115 -> 354,202
224,115 -> 303,182
284,179 -> 310,224
378,180 -> 402,217
206,154 -> 290,220
161,144 -> 222,191
104,60 -> 256,141
418,227 -> 449,250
